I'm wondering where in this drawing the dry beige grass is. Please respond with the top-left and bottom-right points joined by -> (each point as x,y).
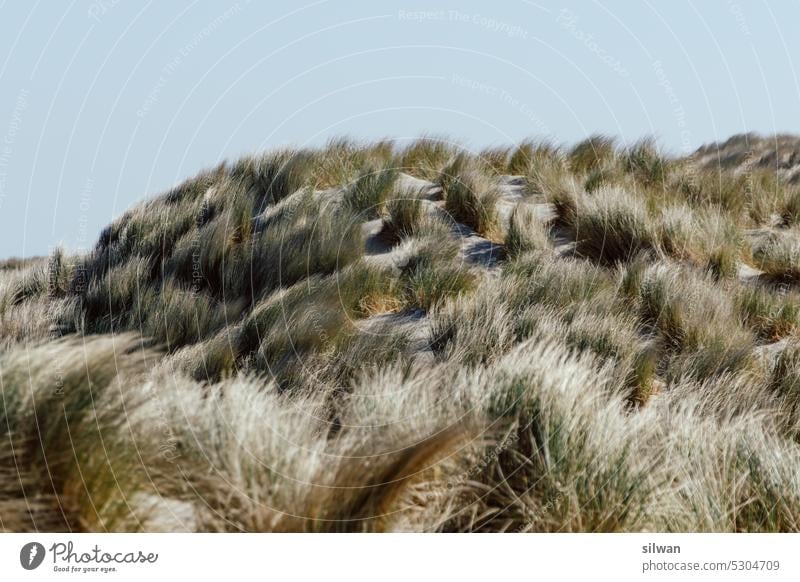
4,134 -> 800,532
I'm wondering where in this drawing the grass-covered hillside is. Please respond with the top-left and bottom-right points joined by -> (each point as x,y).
4,134 -> 800,532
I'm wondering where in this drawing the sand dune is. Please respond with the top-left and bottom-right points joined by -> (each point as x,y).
3,135 -> 800,532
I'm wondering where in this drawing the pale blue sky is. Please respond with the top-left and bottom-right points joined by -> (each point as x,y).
1,0 -> 799,258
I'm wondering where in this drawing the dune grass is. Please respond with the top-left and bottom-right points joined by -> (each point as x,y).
0,335 -> 154,531
4,135 -> 800,532
568,134 -> 617,175
634,264 -> 756,381
569,186 -> 658,265
396,137 -> 457,180
753,230 -> 800,284
621,138 -> 668,187
381,188 -> 426,243
400,237 -> 474,311
440,166 -> 502,240
736,285 -> 800,342
342,166 -> 398,219
505,204 -> 551,258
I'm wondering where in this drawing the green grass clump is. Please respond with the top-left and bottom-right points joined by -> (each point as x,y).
334,261 -> 404,317
342,166 -> 398,219
768,343 -> 800,422
429,278 -> 520,365
441,168 -> 501,240
505,251 -> 614,311
140,281 -> 236,348
636,264 -> 755,380
568,134 -> 616,175
249,194 -> 364,298
753,230 -> 800,284
675,170 -> 750,217
396,137 -> 457,180
309,137 -> 394,188
737,286 -> 800,341
231,148 -> 313,206
656,206 -> 746,278
507,140 -> 562,176
656,203 -> 696,260
401,238 -> 474,311
505,204 -> 551,258
381,188 -> 426,243
694,211 -> 747,279
570,186 -> 658,265
4,264 -> 47,306
621,138 -> 668,187
436,151 -> 472,194
564,308 -> 657,403
781,187 -> 800,226
584,165 -> 619,192
449,340 -> 660,532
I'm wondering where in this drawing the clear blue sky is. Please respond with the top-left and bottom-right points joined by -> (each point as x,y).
1,0 -> 799,258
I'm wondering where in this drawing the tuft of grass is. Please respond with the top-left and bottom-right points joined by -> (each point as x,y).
636,264 -> 755,380
570,186 -> 658,265
505,204 -> 551,258
0,335 -> 153,531
231,148 -> 313,207
315,321 -> 411,386
736,285 -> 800,341
342,166 -> 398,219
565,308 -> 657,404
656,203 -> 697,261
46,247 -> 72,298
0,256 -> 45,271
744,170 -> 785,225
309,137 -> 394,188
436,151 -> 472,194
584,165 -> 619,193
507,140 -> 536,175
396,137 -> 457,180
381,188 -> 426,243
657,206 -> 746,278
82,256 -> 151,333
4,264 -> 47,306
542,173 -> 582,223
524,147 -> 568,197
441,168 -> 502,240
768,342 -> 800,421
238,261 -> 401,382
505,251 -> 614,312
695,211 -> 747,279
507,140 -> 562,176
568,134 -> 616,175
448,339 -> 661,532
781,187 -> 800,226
169,327 -> 240,382
478,146 -> 511,174
140,282 -> 236,349
753,230 -> 800,284
335,261 -> 404,318
622,138 -> 668,187
674,170 -> 750,217
429,277 -> 520,365
400,237 -> 474,311
249,194 -> 364,298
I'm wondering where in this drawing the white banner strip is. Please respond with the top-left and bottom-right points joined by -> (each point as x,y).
1,533 -> 799,581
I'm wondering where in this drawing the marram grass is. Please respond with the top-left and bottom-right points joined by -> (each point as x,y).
4,134 -> 800,532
